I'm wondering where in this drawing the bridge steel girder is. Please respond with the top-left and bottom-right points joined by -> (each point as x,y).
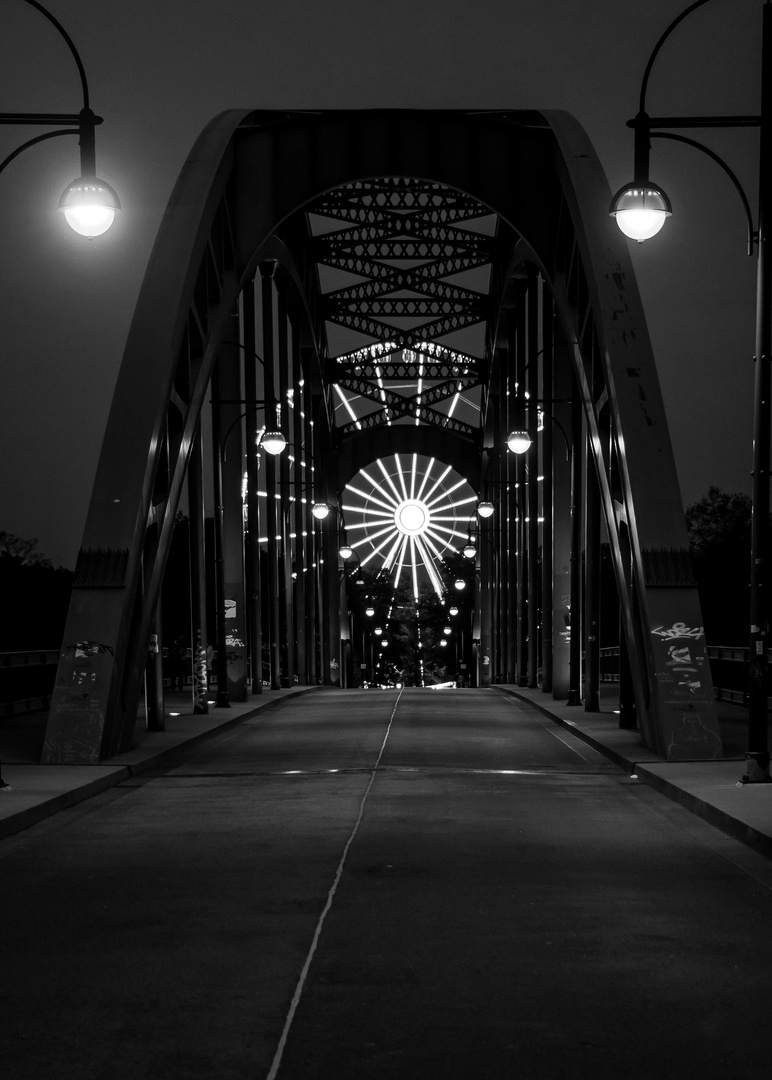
43,109 -> 721,763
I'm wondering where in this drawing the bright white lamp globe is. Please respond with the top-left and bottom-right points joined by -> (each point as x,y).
610,185 -> 671,241
59,178 -> 120,237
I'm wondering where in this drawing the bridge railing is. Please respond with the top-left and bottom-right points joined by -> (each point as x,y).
600,645 -> 762,706
0,651 -> 61,718
0,650 -> 276,718
2,646 -> 764,717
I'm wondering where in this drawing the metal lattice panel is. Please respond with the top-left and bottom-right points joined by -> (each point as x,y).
307,177 -> 497,436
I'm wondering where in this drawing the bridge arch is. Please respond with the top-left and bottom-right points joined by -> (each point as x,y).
43,110 -> 722,763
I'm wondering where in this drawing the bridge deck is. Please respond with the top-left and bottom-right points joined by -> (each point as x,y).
3,688 -> 772,1079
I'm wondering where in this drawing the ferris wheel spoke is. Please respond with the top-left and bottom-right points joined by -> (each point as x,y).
425,477 -> 468,509
377,457 -> 405,505
392,534 -> 410,587
344,484 -> 397,513
414,457 -> 436,502
394,454 -> 411,502
420,464 -> 453,505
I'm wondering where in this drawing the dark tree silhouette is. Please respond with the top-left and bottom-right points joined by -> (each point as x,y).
0,532 -> 73,651
685,487 -> 752,646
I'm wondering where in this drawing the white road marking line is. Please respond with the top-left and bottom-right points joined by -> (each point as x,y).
264,689 -> 403,1080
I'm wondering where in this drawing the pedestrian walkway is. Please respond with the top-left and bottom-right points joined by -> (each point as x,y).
2,683 -> 771,857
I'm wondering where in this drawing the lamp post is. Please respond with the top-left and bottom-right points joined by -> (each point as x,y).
610,0 -> 771,783
1,0 -> 120,236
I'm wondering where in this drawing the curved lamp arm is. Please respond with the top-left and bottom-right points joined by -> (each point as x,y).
21,0 -> 91,109
639,0 -> 713,116
0,127 -> 77,179
651,130 -> 757,253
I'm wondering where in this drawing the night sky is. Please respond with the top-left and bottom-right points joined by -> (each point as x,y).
0,0 -> 761,568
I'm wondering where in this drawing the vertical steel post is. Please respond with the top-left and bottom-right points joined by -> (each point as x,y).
541,294 -> 555,692
260,262 -> 282,690
219,318 -> 248,703
479,516 -> 493,687
527,275 -> 540,688
188,423 -> 209,712
210,361 -> 230,708
505,319 -> 518,683
145,555 -> 165,730
277,289 -> 293,687
567,388 -> 583,705
242,277 -> 263,695
514,287 -> 528,684
584,438 -> 601,712
292,333 -> 308,683
746,0 -> 772,781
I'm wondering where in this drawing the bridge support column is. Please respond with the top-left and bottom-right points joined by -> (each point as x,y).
526,276 -> 540,688
584,424 -> 601,712
145,590 -> 165,730
479,530 -> 492,688
188,424 -> 209,712
551,405 -> 572,700
216,317 -> 248,702
323,521 -> 341,686
540,298 -> 555,693
277,290 -> 294,688
261,263 -> 282,691
567,390 -> 583,706
291,332 -> 307,684
243,276 -> 263,696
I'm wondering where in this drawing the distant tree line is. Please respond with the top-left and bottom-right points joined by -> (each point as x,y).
685,486 -> 752,647
0,532 -> 73,651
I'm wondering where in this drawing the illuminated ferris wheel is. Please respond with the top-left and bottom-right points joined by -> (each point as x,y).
341,454 -> 477,599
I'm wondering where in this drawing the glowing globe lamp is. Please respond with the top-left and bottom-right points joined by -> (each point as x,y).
506,430 -> 532,455
312,502 -> 330,519
261,430 -> 287,455
59,176 -> 120,237
609,183 -> 671,241
477,501 -> 495,518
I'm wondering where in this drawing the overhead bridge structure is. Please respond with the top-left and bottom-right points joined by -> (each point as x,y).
43,110 -> 723,764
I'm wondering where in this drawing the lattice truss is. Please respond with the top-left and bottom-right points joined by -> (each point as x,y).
306,177 -> 499,438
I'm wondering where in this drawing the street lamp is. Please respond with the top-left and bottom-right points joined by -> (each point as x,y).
477,500 -> 495,518
1,1 -> 120,236
260,429 -> 287,455
609,183 -> 671,242
612,0 -> 771,782
506,430 -> 532,455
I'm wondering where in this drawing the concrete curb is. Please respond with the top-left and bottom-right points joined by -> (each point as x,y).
0,686 -> 320,841
493,685 -> 772,860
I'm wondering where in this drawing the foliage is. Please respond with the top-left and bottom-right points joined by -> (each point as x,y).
685,487 -> 752,558
685,486 -> 752,647
349,564 -> 469,685
0,533 -> 73,650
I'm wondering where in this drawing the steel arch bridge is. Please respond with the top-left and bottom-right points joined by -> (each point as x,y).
43,109 -> 723,764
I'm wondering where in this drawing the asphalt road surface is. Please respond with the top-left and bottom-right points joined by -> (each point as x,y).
3,688 -> 772,1080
